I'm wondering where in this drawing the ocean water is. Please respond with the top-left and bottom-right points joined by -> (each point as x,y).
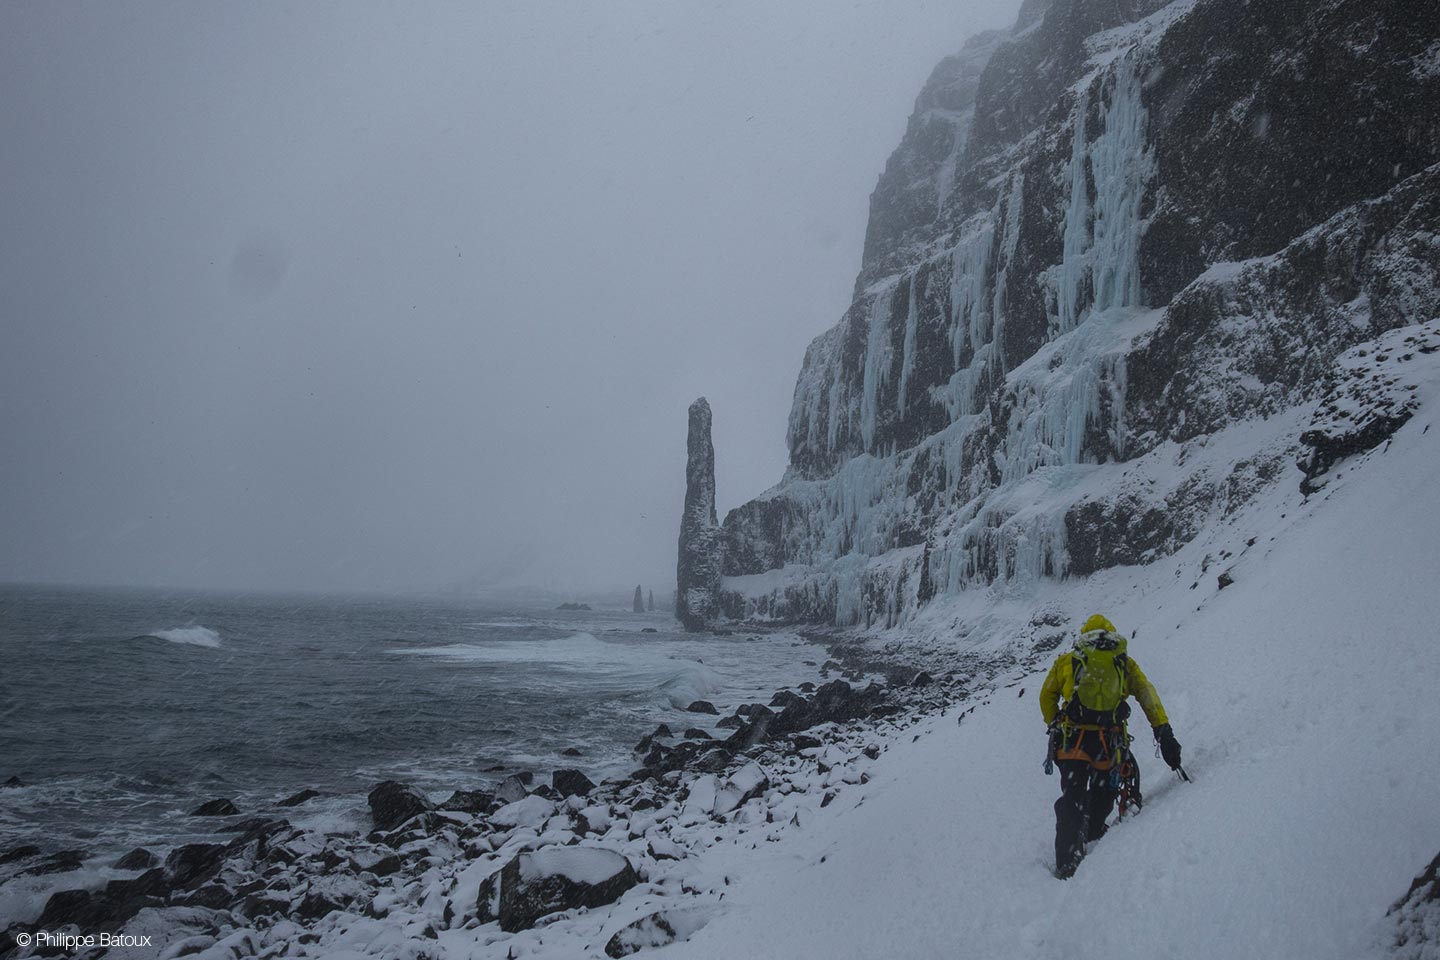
0,585 -> 824,862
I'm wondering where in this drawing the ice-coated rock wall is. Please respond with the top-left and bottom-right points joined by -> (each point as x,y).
717,0 -> 1440,627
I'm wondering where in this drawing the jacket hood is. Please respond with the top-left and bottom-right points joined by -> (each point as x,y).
1081,614 -> 1117,634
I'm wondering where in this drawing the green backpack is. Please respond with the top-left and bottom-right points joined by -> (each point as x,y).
1071,632 -> 1129,713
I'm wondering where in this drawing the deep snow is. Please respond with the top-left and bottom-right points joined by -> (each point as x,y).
659,371 -> 1440,958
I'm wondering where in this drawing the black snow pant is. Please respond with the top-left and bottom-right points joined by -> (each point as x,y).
1054,759 -> 1118,877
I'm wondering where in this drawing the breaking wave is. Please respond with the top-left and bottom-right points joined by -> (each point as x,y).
140,626 -> 222,648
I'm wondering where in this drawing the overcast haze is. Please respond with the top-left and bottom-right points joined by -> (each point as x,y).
1,0 -> 1019,597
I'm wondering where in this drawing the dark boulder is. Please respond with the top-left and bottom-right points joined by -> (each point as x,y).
685,701 -> 719,715
0,844 -> 40,866
165,843 -> 227,888
190,798 -> 239,817
278,788 -> 322,807
367,781 -> 434,832
296,889 -> 348,922
20,849 -> 85,876
552,769 -> 596,799
561,747 -> 583,757
440,789 -> 494,814
653,723 -> 675,738
683,728 -> 713,740
770,690 -> 805,709
716,715 -> 744,729
477,848 -> 638,933
770,681 -> 888,738
790,734 -> 823,751
2,776 -> 26,789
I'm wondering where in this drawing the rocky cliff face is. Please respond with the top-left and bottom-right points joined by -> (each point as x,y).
709,0 -> 1440,627
676,398 -> 722,630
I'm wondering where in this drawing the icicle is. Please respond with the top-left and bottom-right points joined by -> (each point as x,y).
897,277 -> 919,413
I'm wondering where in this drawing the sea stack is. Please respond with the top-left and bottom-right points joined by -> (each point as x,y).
676,397 -> 722,631
633,585 -> 645,613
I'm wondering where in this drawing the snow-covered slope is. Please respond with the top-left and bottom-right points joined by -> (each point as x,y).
667,346 -> 1440,960
706,0 -> 1440,629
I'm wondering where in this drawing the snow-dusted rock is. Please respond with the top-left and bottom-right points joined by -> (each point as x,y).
476,847 -> 638,933
604,905 -> 714,957
713,762 -> 770,816
1300,319 -> 1440,492
490,795 -> 556,829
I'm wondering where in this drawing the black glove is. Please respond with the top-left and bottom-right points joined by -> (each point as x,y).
1154,723 -> 1182,770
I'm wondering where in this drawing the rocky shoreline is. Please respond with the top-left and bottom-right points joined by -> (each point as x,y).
0,633 -> 995,960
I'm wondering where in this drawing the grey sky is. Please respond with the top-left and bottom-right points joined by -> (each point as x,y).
1,0 -> 1018,596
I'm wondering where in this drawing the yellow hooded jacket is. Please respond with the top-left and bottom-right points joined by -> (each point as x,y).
1039,616 -> 1169,728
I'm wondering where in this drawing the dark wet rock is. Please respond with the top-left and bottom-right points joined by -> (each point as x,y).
770,690 -> 805,709
477,848 -> 639,933
165,843 -> 227,888
278,788 -> 322,807
640,627 -> 658,633
676,398 -> 722,631
190,798 -> 239,817
790,734 -> 823,751
653,723 -> 675,739
218,815 -> 280,835
529,783 -> 559,801
440,789 -> 494,814
716,715 -> 744,729
561,747 -> 584,757
0,845 -> 40,866
367,780 -> 434,832
551,769 -> 596,799
227,818 -> 291,852
20,849 -> 85,876
685,700 -> 719,715
683,728 -> 713,740
695,747 -> 732,773
2,776 -> 26,789
798,682 -> 816,693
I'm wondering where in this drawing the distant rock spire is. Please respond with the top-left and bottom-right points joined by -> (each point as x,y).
633,585 -> 645,613
676,397 -> 722,631
647,589 -> 655,612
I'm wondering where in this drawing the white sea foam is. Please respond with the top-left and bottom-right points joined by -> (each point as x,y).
149,626 -> 222,648
391,632 -> 642,666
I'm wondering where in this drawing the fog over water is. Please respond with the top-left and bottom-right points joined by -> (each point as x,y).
1,0 -> 1018,596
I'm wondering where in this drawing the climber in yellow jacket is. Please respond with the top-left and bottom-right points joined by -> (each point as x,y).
1040,614 -> 1183,878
